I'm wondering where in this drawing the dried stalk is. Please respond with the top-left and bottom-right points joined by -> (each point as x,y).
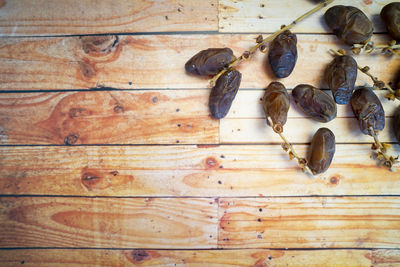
368,127 -> 398,171
209,0 -> 335,86
352,40 -> 400,55
266,117 -> 313,175
329,49 -> 399,102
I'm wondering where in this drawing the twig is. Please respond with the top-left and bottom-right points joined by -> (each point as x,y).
329,49 -> 399,102
209,0 -> 336,86
368,127 -> 398,171
266,117 -> 313,175
352,40 -> 400,55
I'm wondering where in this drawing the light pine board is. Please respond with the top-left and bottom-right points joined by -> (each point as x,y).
219,0 -> 391,33
0,249 -> 376,266
0,197 -> 217,248
0,144 -> 399,196
218,197 -> 400,248
0,91 -> 218,145
227,90 -> 399,119
220,117 -> 397,143
0,34 -> 397,90
0,0 -> 218,36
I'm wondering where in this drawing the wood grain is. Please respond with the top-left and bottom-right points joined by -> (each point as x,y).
372,249 -> 400,266
0,0 -> 217,36
0,90 -> 218,144
227,90 -> 399,119
219,0 -> 391,33
0,197 -> 217,248
0,144 -> 399,196
218,197 -> 400,248
0,249 -> 373,266
220,117 -> 398,143
0,34 -> 396,90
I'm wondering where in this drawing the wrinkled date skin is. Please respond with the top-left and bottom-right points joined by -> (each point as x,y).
185,48 -> 234,76
350,87 -> 385,136
292,84 -> 337,122
394,107 -> 400,144
262,82 -> 290,133
324,5 -> 373,45
307,127 -> 336,175
268,30 -> 298,78
381,2 -> 400,41
209,69 -> 242,119
325,55 -> 357,105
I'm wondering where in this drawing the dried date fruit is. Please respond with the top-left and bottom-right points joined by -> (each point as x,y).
268,30 -> 298,78
262,82 -> 290,133
325,55 -> 357,105
185,48 -> 234,76
324,5 -> 373,45
350,87 -> 385,136
393,107 -> 400,144
292,84 -> 337,122
209,68 -> 242,119
307,128 -> 336,175
381,2 -> 400,41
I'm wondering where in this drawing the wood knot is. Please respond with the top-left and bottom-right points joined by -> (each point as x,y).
113,105 -> 124,113
328,175 -> 342,186
81,35 -> 119,55
81,171 -> 102,190
64,134 -> 79,145
78,60 -> 97,79
205,157 -> 218,169
130,250 -> 151,263
69,107 -> 86,118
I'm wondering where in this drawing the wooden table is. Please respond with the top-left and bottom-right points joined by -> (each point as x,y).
0,0 -> 399,266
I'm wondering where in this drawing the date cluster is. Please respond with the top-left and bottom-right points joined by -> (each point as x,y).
185,2 -> 400,174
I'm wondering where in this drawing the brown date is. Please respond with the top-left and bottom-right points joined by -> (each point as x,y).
268,30 -> 298,78
262,82 -> 290,133
381,2 -> 400,41
325,55 -> 357,105
307,127 -> 336,175
393,107 -> 400,144
350,87 -> 385,136
209,68 -> 242,119
324,5 -> 373,45
185,48 -> 234,76
292,84 -> 337,123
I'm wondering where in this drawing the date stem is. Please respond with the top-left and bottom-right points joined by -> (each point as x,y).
266,117 -> 313,175
210,0 -> 335,86
352,40 -> 400,55
329,49 -> 399,102
368,127 -> 397,171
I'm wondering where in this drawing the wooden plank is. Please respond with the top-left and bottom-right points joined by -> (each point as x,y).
0,90 -> 218,145
0,249 -> 372,266
219,0 -> 391,33
1,144 -> 399,196
0,34 -> 396,90
227,89 -> 399,119
0,197 -> 217,248
218,197 -> 400,248
372,249 -> 400,266
0,0 -> 217,36
220,117 -> 397,143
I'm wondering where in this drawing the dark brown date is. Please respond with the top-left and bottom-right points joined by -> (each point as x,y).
307,127 -> 336,175
292,84 -> 337,122
209,68 -> 242,119
325,55 -> 357,105
324,5 -> 373,45
185,48 -> 234,76
350,87 -> 385,136
381,2 -> 400,41
394,107 -> 400,144
262,82 -> 290,133
268,30 -> 298,78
